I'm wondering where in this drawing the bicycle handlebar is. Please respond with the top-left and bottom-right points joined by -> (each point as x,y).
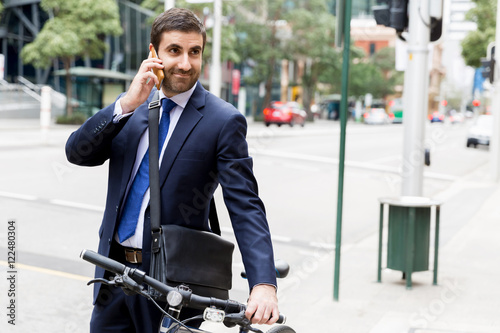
81,249 -> 127,275
80,249 -> 286,325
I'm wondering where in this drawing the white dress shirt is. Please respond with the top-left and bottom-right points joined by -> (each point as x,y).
113,83 -> 197,248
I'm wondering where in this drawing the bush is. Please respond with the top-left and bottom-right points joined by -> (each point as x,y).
56,113 -> 87,125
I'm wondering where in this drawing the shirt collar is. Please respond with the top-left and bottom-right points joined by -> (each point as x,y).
158,82 -> 197,109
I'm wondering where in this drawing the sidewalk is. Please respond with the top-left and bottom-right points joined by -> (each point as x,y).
275,161 -> 500,333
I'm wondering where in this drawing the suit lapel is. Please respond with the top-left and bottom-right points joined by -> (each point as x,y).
158,83 -> 207,187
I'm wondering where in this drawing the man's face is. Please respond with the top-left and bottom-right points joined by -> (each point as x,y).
156,31 -> 203,97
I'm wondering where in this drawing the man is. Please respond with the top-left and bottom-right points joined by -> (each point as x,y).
66,8 -> 279,333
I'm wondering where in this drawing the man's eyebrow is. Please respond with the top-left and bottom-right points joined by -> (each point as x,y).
166,43 -> 182,49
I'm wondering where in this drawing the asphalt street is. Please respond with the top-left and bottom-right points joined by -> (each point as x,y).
0,118 -> 499,332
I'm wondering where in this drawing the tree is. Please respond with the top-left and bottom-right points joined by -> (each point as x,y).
235,0 -> 288,112
461,0 -> 496,68
141,0 -> 240,66
285,1 -> 340,112
20,0 -> 122,116
349,47 -> 404,99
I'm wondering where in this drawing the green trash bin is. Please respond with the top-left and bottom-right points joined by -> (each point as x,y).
377,196 -> 441,289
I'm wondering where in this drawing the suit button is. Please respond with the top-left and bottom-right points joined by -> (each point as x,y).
116,205 -> 119,212
108,238 -> 112,245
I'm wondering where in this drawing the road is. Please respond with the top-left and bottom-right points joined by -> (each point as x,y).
0,118 -> 494,332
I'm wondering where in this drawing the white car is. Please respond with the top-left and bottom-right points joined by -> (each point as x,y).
466,115 -> 493,148
363,108 -> 391,125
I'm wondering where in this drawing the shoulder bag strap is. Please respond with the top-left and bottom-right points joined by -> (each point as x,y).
148,91 -> 162,253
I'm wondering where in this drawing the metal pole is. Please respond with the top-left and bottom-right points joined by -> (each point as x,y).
165,0 -> 175,10
210,0 -> 222,98
401,0 -> 430,197
490,0 -> 500,182
333,0 -> 352,302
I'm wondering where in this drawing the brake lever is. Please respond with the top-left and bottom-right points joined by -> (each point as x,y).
86,271 -> 144,296
115,273 -> 144,296
223,311 -> 263,333
86,278 -> 114,286
223,311 -> 247,328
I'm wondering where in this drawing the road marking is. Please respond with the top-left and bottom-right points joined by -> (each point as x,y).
0,191 -> 410,253
271,234 -> 293,243
0,191 -> 37,201
308,242 -> 335,250
0,260 -> 91,282
50,199 -> 104,212
255,150 -> 339,164
254,149 -> 458,181
0,191 -> 105,212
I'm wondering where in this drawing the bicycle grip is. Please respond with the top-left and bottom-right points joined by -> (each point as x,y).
80,249 -> 127,275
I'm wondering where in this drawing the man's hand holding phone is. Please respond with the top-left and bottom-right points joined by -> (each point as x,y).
119,44 -> 164,114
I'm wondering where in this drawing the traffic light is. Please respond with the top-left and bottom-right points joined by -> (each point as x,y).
373,1 -> 408,33
481,43 -> 495,84
372,1 -> 443,42
430,17 -> 443,42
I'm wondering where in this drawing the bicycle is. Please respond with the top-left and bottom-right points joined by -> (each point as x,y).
80,249 -> 296,333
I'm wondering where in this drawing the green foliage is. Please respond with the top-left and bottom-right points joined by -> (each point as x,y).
56,113 -> 87,125
235,16 -> 283,85
139,0 -> 401,103
141,0 -> 240,64
21,0 -> 123,68
350,47 -> 403,99
461,0 -> 496,68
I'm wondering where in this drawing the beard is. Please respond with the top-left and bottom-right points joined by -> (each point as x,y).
161,67 -> 200,96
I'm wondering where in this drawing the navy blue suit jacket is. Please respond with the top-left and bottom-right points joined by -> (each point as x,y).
66,83 -> 276,301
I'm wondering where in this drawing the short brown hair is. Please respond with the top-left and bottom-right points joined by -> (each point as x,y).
150,8 -> 206,53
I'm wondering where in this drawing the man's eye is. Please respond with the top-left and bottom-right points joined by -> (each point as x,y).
169,48 -> 180,54
191,50 -> 201,56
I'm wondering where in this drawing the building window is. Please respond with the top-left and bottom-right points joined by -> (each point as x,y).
370,43 -> 376,56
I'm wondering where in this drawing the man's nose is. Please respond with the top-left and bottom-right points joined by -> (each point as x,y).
178,53 -> 191,71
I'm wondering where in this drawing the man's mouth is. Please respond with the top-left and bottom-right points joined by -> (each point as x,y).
172,70 -> 191,77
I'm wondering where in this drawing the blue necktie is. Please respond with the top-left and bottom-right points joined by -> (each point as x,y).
117,98 -> 177,242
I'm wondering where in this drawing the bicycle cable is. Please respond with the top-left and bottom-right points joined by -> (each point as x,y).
165,315 -> 205,333
142,290 -> 197,333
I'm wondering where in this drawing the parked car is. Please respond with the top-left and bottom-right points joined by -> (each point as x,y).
428,111 -> 445,123
263,101 -> 307,127
363,108 -> 391,125
467,114 -> 493,148
448,110 -> 465,124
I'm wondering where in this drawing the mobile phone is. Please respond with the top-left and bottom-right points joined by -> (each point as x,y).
151,47 -> 164,90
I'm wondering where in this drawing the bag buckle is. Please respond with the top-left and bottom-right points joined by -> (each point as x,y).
148,99 -> 161,110
152,230 -> 161,253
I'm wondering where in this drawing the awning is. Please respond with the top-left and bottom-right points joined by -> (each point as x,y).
54,67 -> 134,81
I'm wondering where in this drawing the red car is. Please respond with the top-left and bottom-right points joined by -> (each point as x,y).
428,111 -> 445,123
263,101 -> 307,127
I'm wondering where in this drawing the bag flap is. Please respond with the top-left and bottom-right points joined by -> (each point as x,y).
162,224 -> 234,290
